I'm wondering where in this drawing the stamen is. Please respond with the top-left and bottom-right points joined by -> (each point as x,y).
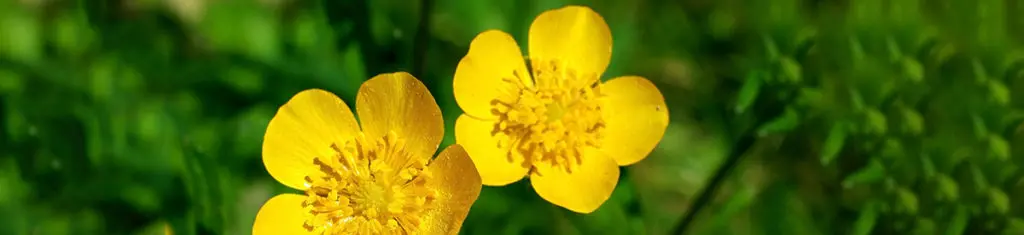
489,58 -> 606,174
301,131 -> 437,234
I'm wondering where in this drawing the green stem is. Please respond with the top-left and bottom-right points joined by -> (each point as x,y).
669,133 -> 756,235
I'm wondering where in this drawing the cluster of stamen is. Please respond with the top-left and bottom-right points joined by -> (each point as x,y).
301,131 -> 436,234
490,59 -> 606,174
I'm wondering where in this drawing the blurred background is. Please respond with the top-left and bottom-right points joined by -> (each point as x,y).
2,0 -> 1024,234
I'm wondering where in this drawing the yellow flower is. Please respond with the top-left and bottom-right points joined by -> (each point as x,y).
253,72 -> 482,234
452,5 -> 669,213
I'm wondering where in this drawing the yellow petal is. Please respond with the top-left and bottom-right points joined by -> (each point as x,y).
454,30 -> 531,119
528,5 -> 612,78
530,148 -> 619,213
356,72 -> 444,158
419,145 -> 482,235
252,194 -> 315,235
263,89 -> 360,190
455,115 -> 529,186
601,76 -> 669,165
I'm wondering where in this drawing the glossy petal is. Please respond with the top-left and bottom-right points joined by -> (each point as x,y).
356,72 -> 444,159
454,30 -> 531,119
252,194 -> 315,235
455,115 -> 529,186
530,148 -> 620,213
601,76 -> 669,165
419,145 -> 483,235
263,89 -> 360,190
528,5 -> 612,78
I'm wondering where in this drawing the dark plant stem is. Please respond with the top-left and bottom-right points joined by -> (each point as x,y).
669,133 -> 757,235
412,0 -> 435,77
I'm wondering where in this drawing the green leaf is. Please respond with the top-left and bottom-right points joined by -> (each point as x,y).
735,71 -> 763,114
1004,218 -> 1024,235
171,92 -> 201,115
902,57 -> 924,82
843,159 -> 885,188
864,109 -> 887,135
764,35 -> 780,61
884,177 -> 898,192
896,188 -> 919,214
121,185 -> 162,214
850,88 -> 866,112
973,58 -> 988,84
36,214 -> 71,235
988,80 -> 1010,105
796,88 -> 825,108
936,174 -> 959,201
852,202 -> 878,235
971,165 -> 989,192
1001,110 -> 1024,131
929,43 -> 957,66
973,115 -> 988,140
988,135 -> 1010,160
878,138 -> 904,160
51,12 -> 94,56
720,187 -> 757,216
988,188 -> 1010,214
820,122 -> 847,165
886,37 -> 902,62
0,10 -> 41,64
710,186 -> 758,229
756,107 -> 800,136
850,36 -> 866,62
778,57 -> 802,83
913,218 -> 936,235
945,206 -> 969,235
901,108 -> 924,135
921,155 -> 936,178
136,104 -> 168,142
794,27 -> 817,56
0,158 -> 26,204
755,184 -> 822,235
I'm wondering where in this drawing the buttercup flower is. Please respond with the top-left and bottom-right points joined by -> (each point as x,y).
253,72 -> 482,234
453,5 -> 669,213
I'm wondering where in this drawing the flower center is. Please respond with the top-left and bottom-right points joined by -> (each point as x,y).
545,103 -> 568,121
301,131 -> 436,234
490,59 -> 606,174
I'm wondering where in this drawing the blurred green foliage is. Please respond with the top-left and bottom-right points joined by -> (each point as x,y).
2,0 -> 1024,234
